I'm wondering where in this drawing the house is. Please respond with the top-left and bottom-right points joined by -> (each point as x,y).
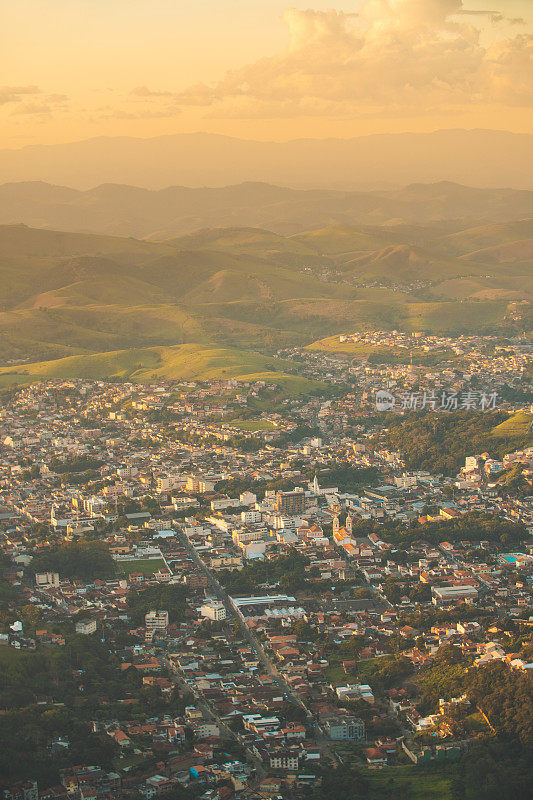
268,748 -> 301,771
110,730 -> 131,748
259,777 -> 283,797
363,747 -> 387,766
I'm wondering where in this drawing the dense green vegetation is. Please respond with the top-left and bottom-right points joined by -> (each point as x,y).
316,464 -> 381,491
383,512 -> 526,548
345,512 -> 525,549
450,662 -> 533,800
29,540 -> 116,581
452,740 -> 532,800
48,456 -> 105,474
0,635 -> 119,711
374,411 -> 532,475
0,704 -> 117,787
220,550 -> 317,594
126,583 -> 188,625
0,629 -> 186,785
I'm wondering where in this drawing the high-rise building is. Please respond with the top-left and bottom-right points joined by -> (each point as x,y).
145,610 -> 169,632
275,490 -> 305,515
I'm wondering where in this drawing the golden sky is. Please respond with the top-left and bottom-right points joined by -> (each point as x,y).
2,0 -> 532,147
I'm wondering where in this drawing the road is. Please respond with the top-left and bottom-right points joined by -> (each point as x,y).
175,527 -> 339,764
160,652 -> 267,779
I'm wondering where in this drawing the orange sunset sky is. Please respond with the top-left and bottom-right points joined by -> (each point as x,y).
2,0 -> 532,147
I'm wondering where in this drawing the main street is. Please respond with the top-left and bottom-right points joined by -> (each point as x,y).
159,652 -> 267,779
175,526 -> 339,764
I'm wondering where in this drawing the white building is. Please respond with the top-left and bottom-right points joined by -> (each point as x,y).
200,600 -> 227,621
75,619 -> 97,635
35,571 -> 60,588
145,610 -> 169,632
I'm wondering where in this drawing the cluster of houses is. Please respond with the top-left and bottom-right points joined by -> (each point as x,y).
0,337 -> 532,799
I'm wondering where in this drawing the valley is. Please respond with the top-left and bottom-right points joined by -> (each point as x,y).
0,188 -> 531,387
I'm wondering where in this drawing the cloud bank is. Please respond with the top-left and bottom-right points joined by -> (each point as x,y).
168,0 -> 532,117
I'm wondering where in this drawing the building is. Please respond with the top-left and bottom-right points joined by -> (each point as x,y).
276,490 -> 305,515
184,573 -> 208,590
35,571 -> 59,588
431,586 -> 478,606
3,781 -> 39,800
200,600 -> 227,621
145,610 -> 169,633
323,716 -> 365,741
75,619 -> 97,635
268,748 -> 301,770
59,767 -> 121,799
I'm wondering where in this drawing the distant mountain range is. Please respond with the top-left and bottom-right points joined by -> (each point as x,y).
1,179 -> 533,239
0,129 -> 532,191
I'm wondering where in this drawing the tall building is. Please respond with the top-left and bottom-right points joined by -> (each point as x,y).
145,610 -> 169,632
275,490 -> 305,515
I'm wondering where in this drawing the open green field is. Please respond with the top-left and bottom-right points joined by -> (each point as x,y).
364,764 -> 453,800
117,558 -> 167,575
491,411 -> 533,439
324,662 -> 348,685
325,656 -> 386,686
227,419 -> 279,431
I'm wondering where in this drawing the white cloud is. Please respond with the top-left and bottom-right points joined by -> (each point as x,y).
172,0 -> 532,117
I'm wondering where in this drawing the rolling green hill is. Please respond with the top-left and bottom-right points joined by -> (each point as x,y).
0,220 -> 530,385
166,227 -> 321,264
491,412 -> 533,439
0,344 -> 322,394
440,219 -> 533,256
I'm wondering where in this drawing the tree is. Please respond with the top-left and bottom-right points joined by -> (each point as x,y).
29,540 -> 115,581
339,635 -> 364,660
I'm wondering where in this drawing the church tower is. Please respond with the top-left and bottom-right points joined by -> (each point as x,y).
333,515 -> 339,536
346,514 -> 353,536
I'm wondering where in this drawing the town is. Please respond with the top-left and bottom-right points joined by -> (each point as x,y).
0,330 -> 532,800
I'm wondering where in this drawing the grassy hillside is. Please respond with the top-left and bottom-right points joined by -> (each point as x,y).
0,344 -> 323,394
491,412 -> 533,439
440,220 -> 533,255
292,225 -> 395,255
0,221 -> 531,385
166,227 -> 321,264
307,335 -> 453,365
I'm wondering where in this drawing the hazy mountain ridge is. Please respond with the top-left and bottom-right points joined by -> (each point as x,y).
1,179 -> 533,239
0,130 -> 531,191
